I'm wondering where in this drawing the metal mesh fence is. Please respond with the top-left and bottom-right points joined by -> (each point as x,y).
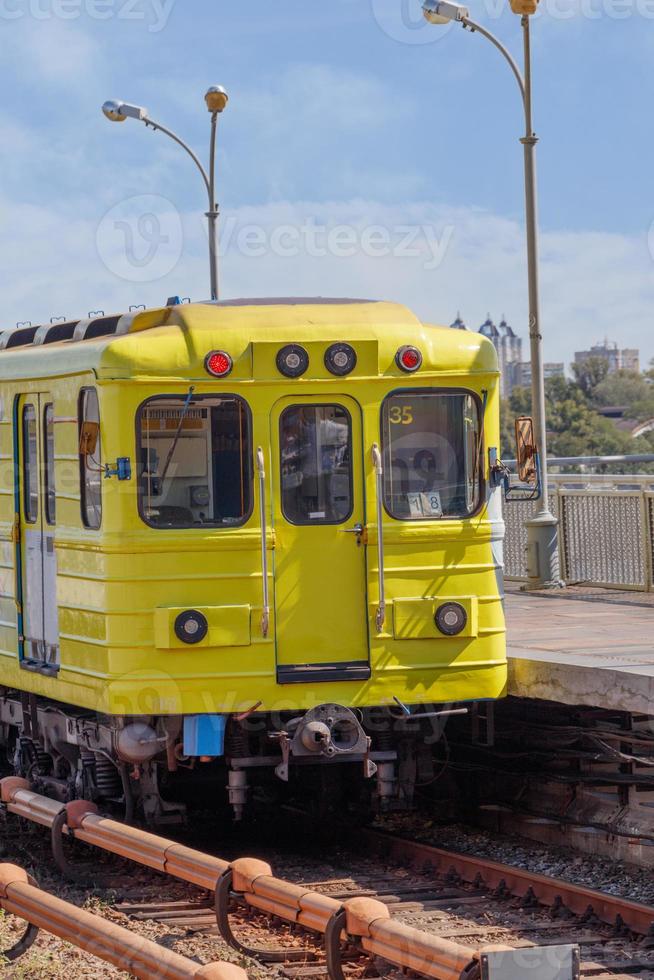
503,494 -> 559,580
505,486 -> 653,590
560,492 -> 646,589
648,494 -> 654,590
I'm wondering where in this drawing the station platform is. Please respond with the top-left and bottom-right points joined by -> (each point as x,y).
504,584 -> 654,715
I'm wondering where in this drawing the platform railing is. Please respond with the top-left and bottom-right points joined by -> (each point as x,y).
504,472 -> 654,591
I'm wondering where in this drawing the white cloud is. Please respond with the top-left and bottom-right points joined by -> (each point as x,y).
1,195 -> 652,370
2,16 -> 100,81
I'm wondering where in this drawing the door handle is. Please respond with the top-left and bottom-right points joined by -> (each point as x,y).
340,523 -> 366,545
256,447 -> 271,639
371,444 -> 386,632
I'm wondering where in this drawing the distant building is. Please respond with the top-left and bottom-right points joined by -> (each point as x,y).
597,406 -> 654,438
574,340 -> 640,375
515,361 -> 565,389
450,313 -> 565,398
497,317 -> 523,398
474,314 -> 523,398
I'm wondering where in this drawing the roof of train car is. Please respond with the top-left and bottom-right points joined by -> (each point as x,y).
0,298 -> 498,381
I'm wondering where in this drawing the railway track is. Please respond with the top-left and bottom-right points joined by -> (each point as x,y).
1,778 -> 653,979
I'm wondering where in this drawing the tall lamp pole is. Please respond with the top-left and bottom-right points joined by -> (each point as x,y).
423,0 -> 560,589
101,86 -> 229,302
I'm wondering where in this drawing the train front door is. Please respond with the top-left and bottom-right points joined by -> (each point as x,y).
16,394 -> 59,672
271,396 -> 370,684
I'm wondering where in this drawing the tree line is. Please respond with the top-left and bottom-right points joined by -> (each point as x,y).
501,358 -> 654,470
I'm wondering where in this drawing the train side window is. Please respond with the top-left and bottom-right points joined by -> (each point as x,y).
381,390 -> 482,521
137,395 -> 252,529
280,404 -> 353,525
79,388 -> 102,530
44,403 -> 56,525
22,404 -> 38,523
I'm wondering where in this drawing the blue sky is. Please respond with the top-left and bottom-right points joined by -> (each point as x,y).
1,0 -> 653,369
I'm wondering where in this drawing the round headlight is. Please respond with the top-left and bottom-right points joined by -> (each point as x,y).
396,345 -> 423,373
174,610 -> 208,645
277,344 -> 309,378
435,602 -> 467,637
325,342 -> 357,377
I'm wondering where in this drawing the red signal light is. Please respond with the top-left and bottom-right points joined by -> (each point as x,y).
396,345 -> 422,373
205,350 -> 233,377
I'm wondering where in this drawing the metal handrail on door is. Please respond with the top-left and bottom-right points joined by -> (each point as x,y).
371,444 -> 386,632
256,447 -> 271,638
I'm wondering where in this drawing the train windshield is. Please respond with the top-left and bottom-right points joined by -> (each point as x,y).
137,395 -> 252,528
381,390 -> 482,520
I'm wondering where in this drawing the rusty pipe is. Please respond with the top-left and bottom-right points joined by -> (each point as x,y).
0,781 -> 480,980
0,864 -> 246,980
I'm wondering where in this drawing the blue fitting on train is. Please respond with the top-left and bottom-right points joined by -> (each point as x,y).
104,458 -> 132,481
183,714 -> 227,757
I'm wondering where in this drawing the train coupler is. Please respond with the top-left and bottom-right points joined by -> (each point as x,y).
269,704 -> 382,782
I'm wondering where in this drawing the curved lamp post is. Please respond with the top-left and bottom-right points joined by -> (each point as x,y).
423,0 -> 560,589
101,86 -> 229,302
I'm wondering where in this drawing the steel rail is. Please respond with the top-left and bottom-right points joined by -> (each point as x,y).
0,862 -> 246,979
361,827 -> 654,937
0,778 -> 482,980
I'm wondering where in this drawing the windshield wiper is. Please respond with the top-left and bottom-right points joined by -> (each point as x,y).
159,386 -> 196,484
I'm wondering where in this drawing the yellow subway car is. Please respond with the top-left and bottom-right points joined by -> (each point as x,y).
0,298 -> 507,822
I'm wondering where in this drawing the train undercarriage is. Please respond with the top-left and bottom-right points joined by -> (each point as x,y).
0,689 -> 486,826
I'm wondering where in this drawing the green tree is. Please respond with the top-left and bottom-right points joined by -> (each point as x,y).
571,356 -> 609,398
500,376 -> 633,465
592,370 -> 654,421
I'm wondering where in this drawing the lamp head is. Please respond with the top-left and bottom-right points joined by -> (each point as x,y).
422,0 -> 469,23
205,86 -> 229,113
101,100 -> 148,123
509,0 -> 539,12
102,100 -> 126,122
204,85 -> 229,112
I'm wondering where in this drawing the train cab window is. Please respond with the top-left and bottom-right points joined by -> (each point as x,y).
382,390 -> 482,520
79,388 -> 102,530
280,404 -> 353,525
137,395 -> 252,529
22,405 -> 38,523
44,403 -> 56,525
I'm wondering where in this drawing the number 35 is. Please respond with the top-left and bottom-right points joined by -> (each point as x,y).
389,405 -> 414,425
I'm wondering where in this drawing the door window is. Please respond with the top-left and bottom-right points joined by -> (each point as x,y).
79,388 -> 102,529
22,405 -> 38,523
280,404 -> 353,525
382,390 -> 482,520
43,403 -> 56,525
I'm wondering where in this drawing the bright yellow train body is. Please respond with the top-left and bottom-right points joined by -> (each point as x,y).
0,298 -> 506,822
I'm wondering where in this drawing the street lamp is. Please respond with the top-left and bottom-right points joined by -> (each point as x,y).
422,0 -> 560,589
101,86 -> 229,302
